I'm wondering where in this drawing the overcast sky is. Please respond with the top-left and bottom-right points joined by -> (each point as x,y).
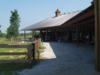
0,0 -> 92,33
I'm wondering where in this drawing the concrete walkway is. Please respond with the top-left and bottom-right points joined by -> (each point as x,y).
39,42 -> 56,59
18,42 -> 100,75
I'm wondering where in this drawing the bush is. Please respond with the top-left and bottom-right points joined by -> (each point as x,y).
34,31 -> 40,39
39,42 -> 45,49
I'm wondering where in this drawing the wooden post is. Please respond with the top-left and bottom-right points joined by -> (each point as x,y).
75,25 -> 80,45
40,30 -> 43,41
45,30 -> 48,41
55,31 -> 57,41
94,0 -> 100,71
40,30 -> 42,38
68,31 -> 72,42
32,31 -> 34,42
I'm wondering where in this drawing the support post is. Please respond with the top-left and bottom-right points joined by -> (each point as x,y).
94,0 -> 100,71
45,30 -> 48,41
40,30 -> 43,39
32,31 -> 34,41
68,31 -> 72,42
75,25 -> 80,45
54,31 -> 57,41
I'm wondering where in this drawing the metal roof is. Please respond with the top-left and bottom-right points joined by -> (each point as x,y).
21,12 -> 80,31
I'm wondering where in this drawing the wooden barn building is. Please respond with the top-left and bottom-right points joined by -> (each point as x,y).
22,3 -> 94,44
22,0 -> 100,71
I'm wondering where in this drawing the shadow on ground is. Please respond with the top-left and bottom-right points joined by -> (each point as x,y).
0,61 -> 36,71
0,60 -> 44,75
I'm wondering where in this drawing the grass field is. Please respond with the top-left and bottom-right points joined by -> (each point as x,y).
0,48 -> 28,60
0,55 -> 27,60
0,37 -> 31,45
0,48 -> 27,53
0,38 -> 10,44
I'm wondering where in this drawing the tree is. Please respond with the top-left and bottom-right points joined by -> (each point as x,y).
6,9 -> 20,40
0,25 -> 2,37
0,25 -> 5,37
0,32 -> 6,37
33,31 -> 40,39
0,31 -> 3,37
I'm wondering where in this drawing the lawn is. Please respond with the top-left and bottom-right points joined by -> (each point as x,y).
0,55 -> 26,60
0,48 -> 28,60
0,38 -> 10,44
0,48 -> 27,53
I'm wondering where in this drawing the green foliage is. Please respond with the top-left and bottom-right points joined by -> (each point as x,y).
33,31 -> 40,39
0,31 -> 2,37
39,42 -> 46,49
6,9 -> 20,40
0,31 -> 5,37
0,48 -> 27,53
0,37 -> 30,45
19,33 -> 32,38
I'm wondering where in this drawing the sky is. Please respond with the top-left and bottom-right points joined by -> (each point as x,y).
0,0 -> 92,33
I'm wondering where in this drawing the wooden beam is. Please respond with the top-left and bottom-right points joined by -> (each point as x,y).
0,52 -> 27,55
94,0 -> 100,71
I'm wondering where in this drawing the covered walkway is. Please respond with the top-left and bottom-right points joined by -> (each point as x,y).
18,42 -> 100,75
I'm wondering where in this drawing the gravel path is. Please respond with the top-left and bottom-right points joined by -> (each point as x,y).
18,42 -> 100,75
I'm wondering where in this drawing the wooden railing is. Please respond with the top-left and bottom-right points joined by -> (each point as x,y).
0,52 -> 27,55
0,44 -> 30,63
0,44 -> 28,48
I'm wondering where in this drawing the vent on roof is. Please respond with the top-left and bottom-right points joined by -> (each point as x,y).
55,9 -> 61,17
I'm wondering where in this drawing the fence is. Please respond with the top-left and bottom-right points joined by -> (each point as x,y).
0,44 -> 28,48
0,44 -> 29,63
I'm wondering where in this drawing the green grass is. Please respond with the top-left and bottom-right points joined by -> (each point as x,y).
0,48 -> 28,60
39,42 -> 46,49
0,38 -> 9,44
18,34 -> 32,38
0,55 -> 27,60
0,48 -> 27,53
0,37 -> 31,45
